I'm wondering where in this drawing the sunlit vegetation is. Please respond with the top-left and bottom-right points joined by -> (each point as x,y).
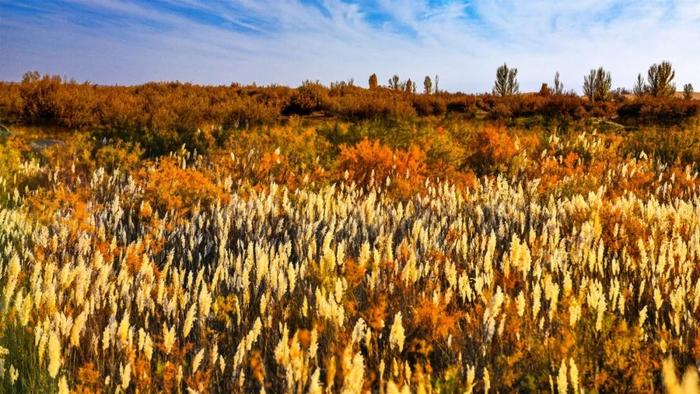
1,67 -> 700,392
1,67 -> 698,156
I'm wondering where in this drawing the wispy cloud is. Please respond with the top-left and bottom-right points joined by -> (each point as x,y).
1,0 -> 699,92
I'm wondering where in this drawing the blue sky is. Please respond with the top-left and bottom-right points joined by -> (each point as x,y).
1,0 -> 699,92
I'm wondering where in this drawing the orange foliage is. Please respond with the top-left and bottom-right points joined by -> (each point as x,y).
366,296 -> 388,332
337,138 -> 427,198
467,125 -> 517,175
75,362 -> 102,393
137,158 -> 229,214
4,73 -> 698,158
412,296 -> 461,341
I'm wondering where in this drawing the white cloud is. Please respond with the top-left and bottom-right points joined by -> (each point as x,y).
1,0 -> 699,92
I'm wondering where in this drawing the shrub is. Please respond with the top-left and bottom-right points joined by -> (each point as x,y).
137,157 -> 229,214
617,97 -> 700,125
284,81 -> 331,115
465,125 -> 517,175
337,138 -> 427,198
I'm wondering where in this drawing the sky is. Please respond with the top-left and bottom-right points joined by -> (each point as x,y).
1,0 -> 700,93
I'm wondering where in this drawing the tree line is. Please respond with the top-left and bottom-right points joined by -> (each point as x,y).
493,61 -> 693,100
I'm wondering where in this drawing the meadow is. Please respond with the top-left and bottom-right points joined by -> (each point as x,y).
1,72 -> 700,392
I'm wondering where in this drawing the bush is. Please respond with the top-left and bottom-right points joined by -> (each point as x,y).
412,95 -> 447,116
337,138 -> 427,198
465,125 -> 517,175
137,156 -> 230,214
284,81 -> 331,115
618,97 -> 700,125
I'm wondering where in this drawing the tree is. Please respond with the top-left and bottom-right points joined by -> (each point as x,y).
583,67 -> 612,102
22,71 -> 42,83
369,73 -> 378,90
389,75 -> 400,90
583,71 -> 594,101
539,83 -> 551,96
423,76 -> 432,95
405,79 -> 414,93
434,75 -> 439,94
553,72 -> 564,95
493,63 -> 519,97
646,61 -> 676,97
684,83 -> 694,100
633,73 -> 647,96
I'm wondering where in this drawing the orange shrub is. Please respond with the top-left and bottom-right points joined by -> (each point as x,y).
466,125 -> 517,175
337,138 -> 427,198
137,157 -> 229,214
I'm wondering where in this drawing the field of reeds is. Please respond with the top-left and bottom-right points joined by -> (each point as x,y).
2,75 -> 700,392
